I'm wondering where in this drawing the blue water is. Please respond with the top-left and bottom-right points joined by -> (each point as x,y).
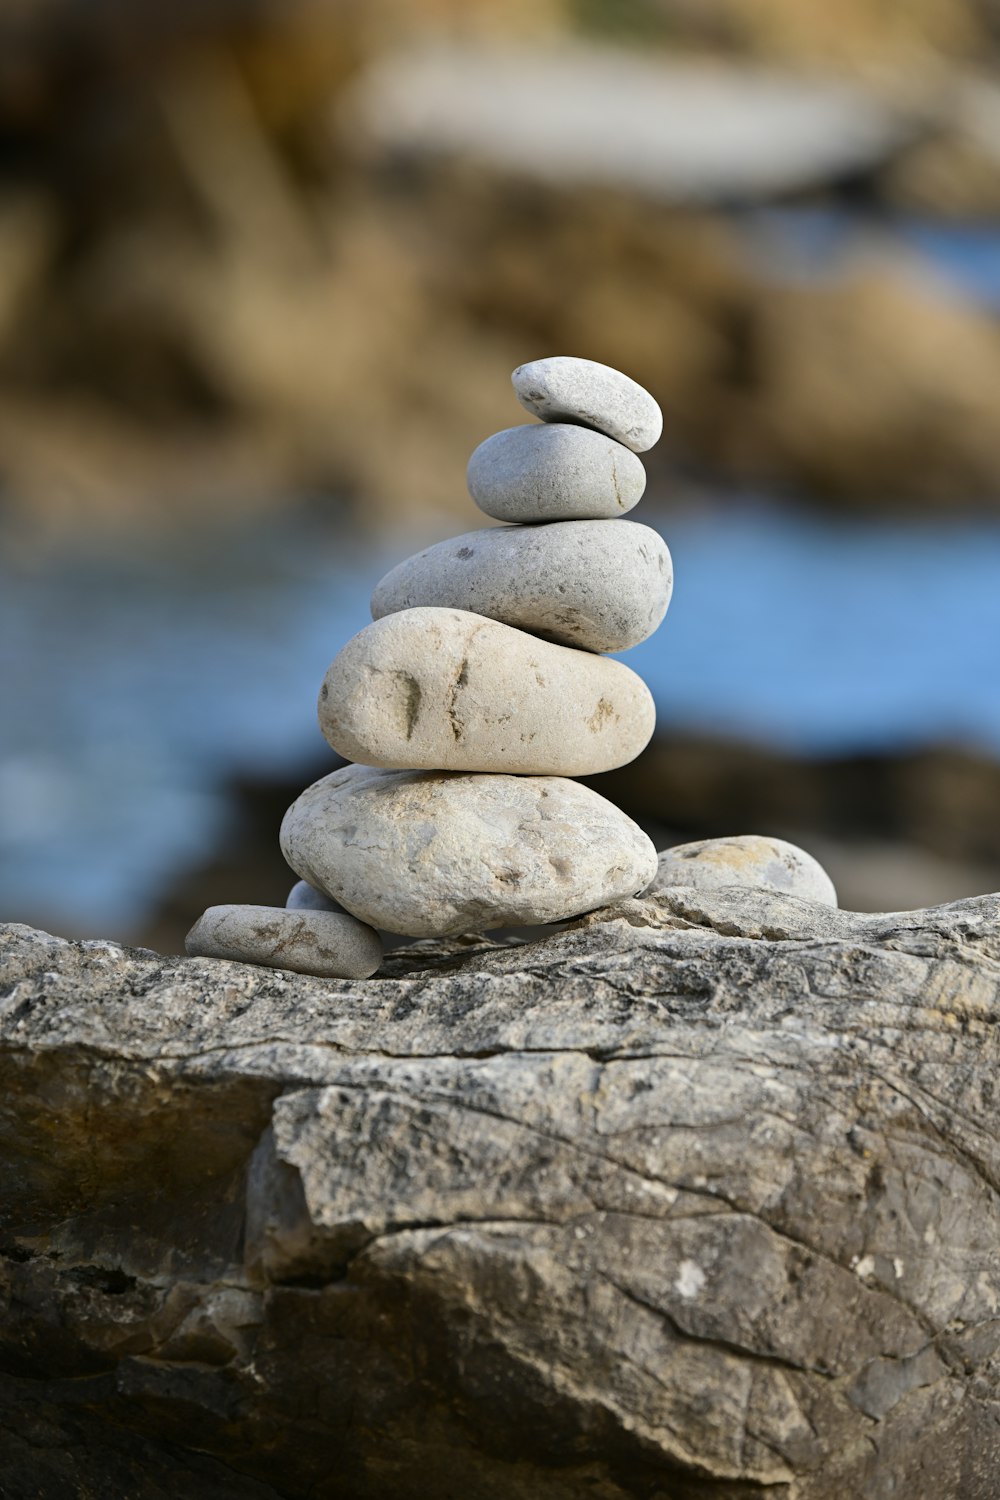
0,521 -> 394,932
630,501 -> 1000,752
3,499 -> 1000,935
903,223 -> 1000,309
743,211 -> 1000,309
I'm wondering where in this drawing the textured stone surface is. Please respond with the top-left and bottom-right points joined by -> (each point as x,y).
3,889 -> 1000,1497
512,356 -> 663,452
286,879 -> 343,913
649,834 -> 838,906
318,607 -> 655,776
466,422 -> 646,523
185,903 -> 382,979
371,519 -> 672,654
280,763 -> 657,936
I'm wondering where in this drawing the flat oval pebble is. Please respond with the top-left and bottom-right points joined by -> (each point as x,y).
185,904 -> 383,978
512,356 -> 662,453
280,764 -> 658,937
467,423 -> 646,523
647,835 -> 838,907
319,606 -> 655,776
370,520 -> 672,653
286,879 -> 344,913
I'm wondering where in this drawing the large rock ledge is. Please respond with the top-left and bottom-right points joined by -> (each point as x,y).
2,890 -> 1000,1498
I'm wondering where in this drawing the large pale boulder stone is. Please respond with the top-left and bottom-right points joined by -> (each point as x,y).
280,762 -> 657,936
318,607 -> 655,776
3,890 -> 1000,1496
370,519 -> 672,653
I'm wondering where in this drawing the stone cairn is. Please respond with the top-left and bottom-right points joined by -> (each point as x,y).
186,355 -> 837,980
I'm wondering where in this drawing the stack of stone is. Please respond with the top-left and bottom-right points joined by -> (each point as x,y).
186,356 -> 671,979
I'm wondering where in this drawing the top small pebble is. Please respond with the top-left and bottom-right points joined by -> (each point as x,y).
512,356 -> 663,454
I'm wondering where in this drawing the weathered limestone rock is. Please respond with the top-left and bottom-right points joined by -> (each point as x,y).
3,891 -> 1000,1497
318,607 -> 655,776
370,519 -> 673,653
649,833 -> 837,906
280,763 -> 657,936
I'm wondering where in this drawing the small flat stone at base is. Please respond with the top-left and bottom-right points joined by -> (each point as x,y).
185,904 -> 383,979
647,835 -> 838,907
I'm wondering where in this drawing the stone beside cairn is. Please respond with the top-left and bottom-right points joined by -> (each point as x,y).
186,355 -> 838,981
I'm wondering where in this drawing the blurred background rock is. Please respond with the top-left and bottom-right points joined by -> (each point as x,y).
2,0 -> 999,949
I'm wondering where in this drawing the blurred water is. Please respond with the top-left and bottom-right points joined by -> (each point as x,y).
3,498 -> 1000,935
631,500 -> 1000,752
745,211 -> 1000,307
0,519 -> 389,932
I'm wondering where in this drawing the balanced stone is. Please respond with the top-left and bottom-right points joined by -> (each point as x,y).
370,520 -> 672,654
512,356 -> 662,453
286,879 -> 344,913
280,763 -> 658,937
319,606 -> 655,776
648,834 -> 838,907
467,423 -> 645,523
185,903 -> 383,978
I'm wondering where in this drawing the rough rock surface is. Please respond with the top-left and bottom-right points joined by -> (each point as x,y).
3,889 -> 1000,1497
370,519 -> 673,653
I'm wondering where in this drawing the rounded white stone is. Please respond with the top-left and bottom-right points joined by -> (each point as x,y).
184,904 -> 383,979
280,764 -> 658,937
370,520 -> 672,654
647,835 -> 838,907
512,357 -> 662,453
467,423 -> 646,524
286,879 -> 344,913
318,606 -> 655,776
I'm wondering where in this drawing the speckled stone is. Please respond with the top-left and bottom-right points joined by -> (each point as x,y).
512,356 -> 662,453
647,835 -> 838,907
185,903 -> 383,978
318,607 -> 655,776
286,880 -> 344,913
370,520 -> 672,653
280,763 -> 658,937
466,423 -> 646,523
